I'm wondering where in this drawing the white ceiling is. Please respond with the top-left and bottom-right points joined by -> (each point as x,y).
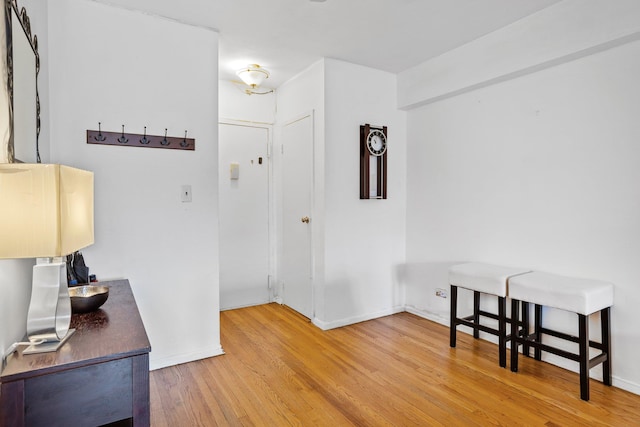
93,0 -> 560,88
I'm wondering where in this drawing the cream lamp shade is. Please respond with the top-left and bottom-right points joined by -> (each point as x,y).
0,163 -> 94,258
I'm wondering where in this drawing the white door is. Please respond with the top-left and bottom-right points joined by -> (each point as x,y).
281,114 -> 313,318
219,122 -> 270,310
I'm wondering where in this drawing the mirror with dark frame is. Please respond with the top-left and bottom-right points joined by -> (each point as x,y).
2,0 -> 40,163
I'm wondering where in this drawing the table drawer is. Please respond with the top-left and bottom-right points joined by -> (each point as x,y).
25,358 -> 133,427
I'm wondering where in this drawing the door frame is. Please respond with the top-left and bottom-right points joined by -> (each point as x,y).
279,110 -> 315,318
219,118 -> 276,303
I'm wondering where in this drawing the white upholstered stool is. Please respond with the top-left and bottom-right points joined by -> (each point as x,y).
509,271 -> 613,401
449,263 -> 531,367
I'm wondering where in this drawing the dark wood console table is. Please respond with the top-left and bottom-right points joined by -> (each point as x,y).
1,279 -> 151,427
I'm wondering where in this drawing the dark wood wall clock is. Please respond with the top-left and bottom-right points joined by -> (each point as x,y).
360,123 -> 387,199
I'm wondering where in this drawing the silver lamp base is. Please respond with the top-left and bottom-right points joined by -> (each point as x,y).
23,329 -> 76,354
25,258 -> 73,353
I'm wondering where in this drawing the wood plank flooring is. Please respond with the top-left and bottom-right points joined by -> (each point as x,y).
150,303 -> 640,426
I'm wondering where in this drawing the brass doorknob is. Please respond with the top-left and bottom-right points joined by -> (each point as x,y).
301,216 -> 310,224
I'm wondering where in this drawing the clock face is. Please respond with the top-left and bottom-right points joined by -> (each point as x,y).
367,129 -> 387,156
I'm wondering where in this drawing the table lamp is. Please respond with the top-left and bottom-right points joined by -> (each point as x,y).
0,164 -> 94,354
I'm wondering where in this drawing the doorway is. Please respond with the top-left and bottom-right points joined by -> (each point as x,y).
219,121 -> 271,310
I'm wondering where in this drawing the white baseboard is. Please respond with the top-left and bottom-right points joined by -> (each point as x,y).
537,353 -> 640,396
611,376 -> 640,396
313,305 -> 405,331
149,345 -> 225,371
221,300 -> 270,311
404,305 -> 449,327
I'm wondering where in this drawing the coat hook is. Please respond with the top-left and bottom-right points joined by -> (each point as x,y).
117,124 -> 129,144
94,122 -> 106,141
160,128 -> 170,146
140,126 -> 150,144
180,130 -> 188,147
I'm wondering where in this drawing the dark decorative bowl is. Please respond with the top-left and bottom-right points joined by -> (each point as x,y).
69,285 -> 109,314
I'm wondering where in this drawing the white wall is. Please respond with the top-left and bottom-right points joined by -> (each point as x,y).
275,59 -> 407,328
320,58 -> 407,328
405,38 -> 640,394
47,0 -> 221,369
0,259 -> 33,360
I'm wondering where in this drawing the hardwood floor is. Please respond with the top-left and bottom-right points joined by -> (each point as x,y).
150,303 -> 640,426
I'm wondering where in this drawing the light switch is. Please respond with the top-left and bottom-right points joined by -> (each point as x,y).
230,162 -> 240,180
181,185 -> 192,202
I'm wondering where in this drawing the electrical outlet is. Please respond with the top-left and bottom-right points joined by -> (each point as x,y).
435,288 -> 448,298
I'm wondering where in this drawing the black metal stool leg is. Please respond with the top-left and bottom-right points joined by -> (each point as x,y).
601,307 -> 612,386
473,291 -> 480,339
578,313 -> 590,401
534,304 -> 542,360
510,298 -> 520,372
450,285 -> 458,348
522,301 -> 530,357
498,296 -> 506,368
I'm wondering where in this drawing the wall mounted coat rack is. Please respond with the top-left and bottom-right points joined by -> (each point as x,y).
86,124 -> 195,151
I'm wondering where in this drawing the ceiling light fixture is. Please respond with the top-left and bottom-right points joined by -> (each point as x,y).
235,64 -> 273,95
236,64 -> 271,94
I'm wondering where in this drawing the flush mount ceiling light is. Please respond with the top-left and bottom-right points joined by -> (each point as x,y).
236,64 -> 269,88
236,64 -> 273,95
